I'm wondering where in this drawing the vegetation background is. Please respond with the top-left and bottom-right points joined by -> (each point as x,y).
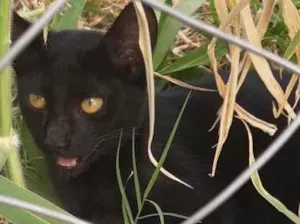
0,0 -> 300,223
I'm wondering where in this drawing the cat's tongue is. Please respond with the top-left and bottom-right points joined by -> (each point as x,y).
57,157 -> 78,169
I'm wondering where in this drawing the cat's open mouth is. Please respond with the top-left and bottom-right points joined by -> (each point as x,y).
57,156 -> 80,169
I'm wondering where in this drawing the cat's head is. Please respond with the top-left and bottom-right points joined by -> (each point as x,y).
12,3 -> 157,175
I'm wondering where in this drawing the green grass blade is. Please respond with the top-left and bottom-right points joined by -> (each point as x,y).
139,212 -> 201,223
0,176 -> 72,224
122,174 -> 133,224
153,0 -> 206,70
145,199 -> 165,224
159,41 -> 227,74
131,128 -> 142,210
122,172 -> 133,224
116,129 -> 134,223
134,91 -> 191,223
143,91 -> 191,200
51,0 -> 87,30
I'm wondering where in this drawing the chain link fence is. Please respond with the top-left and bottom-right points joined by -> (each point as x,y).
0,0 -> 300,223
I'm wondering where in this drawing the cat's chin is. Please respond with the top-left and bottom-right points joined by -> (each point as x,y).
56,160 -> 89,177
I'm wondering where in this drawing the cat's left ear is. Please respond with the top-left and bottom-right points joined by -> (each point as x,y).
11,13 -> 45,72
95,2 -> 158,83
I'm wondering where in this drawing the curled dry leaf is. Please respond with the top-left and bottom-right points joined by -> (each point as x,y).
281,75 -> 298,124
133,2 -> 192,188
235,104 -> 277,135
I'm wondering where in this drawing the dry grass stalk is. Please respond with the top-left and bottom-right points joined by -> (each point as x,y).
154,72 -> 216,92
209,0 -> 244,177
207,0 -> 277,177
278,0 -> 300,123
237,0 -> 275,92
133,2 -> 192,188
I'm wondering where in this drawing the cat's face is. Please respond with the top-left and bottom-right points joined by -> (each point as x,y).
12,3 -> 157,175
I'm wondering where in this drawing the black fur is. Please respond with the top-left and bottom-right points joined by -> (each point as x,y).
12,2 -> 300,224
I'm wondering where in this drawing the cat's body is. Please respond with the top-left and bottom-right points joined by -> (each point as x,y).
12,3 -> 300,224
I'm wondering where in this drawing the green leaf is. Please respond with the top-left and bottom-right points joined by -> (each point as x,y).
0,176 -> 71,224
158,41 -> 227,74
209,0 -> 220,26
153,0 -> 206,69
0,204 -> 49,224
283,29 -> 300,60
20,120 -> 58,204
83,1 -> 103,15
51,0 -> 87,30
157,0 -> 173,35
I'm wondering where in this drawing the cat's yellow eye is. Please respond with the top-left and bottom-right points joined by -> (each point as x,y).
81,97 -> 104,114
28,94 -> 46,110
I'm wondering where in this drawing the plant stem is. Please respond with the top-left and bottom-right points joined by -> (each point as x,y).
7,139 -> 25,187
0,0 -> 11,138
0,0 -> 25,187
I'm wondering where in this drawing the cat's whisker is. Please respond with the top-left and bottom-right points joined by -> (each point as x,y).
83,130 -> 137,162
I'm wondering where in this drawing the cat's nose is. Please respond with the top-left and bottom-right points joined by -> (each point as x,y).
44,135 -> 69,152
44,118 -> 71,152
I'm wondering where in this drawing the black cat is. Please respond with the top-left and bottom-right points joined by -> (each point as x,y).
11,2 -> 300,224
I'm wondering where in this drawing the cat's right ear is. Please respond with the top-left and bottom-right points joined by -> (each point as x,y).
11,13 -> 44,71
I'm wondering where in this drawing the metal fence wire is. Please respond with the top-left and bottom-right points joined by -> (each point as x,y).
0,0 -> 300,224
